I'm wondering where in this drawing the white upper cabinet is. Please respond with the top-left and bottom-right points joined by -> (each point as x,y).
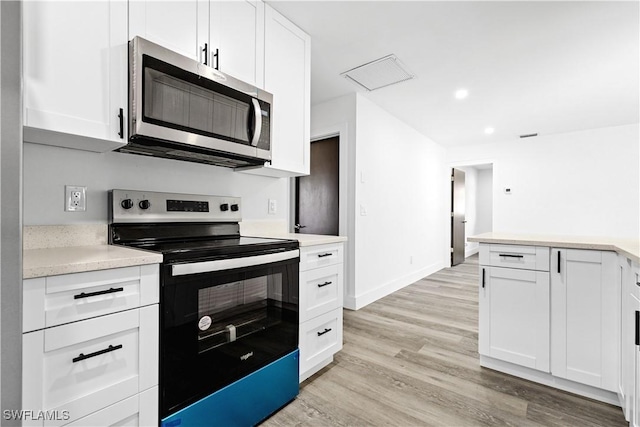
242,5 -> 311,177
23,0 -> 128,152
129,0 -> 208,62
209,1 -> 264,87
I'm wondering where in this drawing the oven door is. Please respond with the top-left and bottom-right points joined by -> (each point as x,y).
160,249 -> 299,418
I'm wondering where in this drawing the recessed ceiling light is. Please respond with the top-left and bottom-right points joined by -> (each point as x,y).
484,127 -> 495,135
455,89 -> 468,99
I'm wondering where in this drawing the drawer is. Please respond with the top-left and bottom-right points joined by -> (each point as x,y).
299,307 -> 343,376
632,262 -> 640,300
23,264 -> 159,333
299,264 -> 343,323
65,386 -> 158,427
22,306 -> 159,427
299,243 -> 343,272
479,244 -> 549,271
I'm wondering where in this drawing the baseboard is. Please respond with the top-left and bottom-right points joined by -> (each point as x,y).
465,246 -> 479,258
345,261 -> 445,311
480,355 -> 621,407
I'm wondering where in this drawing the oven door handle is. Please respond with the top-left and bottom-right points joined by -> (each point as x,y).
171,249 -> 299,276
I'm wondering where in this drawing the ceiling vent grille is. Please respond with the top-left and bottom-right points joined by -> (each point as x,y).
341,54 -> 415,91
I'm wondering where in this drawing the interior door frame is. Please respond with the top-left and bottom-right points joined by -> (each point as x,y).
447,159 -> 495,267
289,123 -> 349,238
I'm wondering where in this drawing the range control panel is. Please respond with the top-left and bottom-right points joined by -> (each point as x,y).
110,189 -> 241,223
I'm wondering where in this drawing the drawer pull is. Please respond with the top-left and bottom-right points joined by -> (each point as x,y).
74,287 -> 124,299
317,253 -> 333,258
636,311 -> 639,346
317,328 -> 332,337
72,344 -> 123,363
498,254 -> 524,258
317,281 -> 332,288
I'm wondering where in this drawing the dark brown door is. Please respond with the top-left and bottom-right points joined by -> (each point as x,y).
451,168 -> 466,266
295,136 -> 339,235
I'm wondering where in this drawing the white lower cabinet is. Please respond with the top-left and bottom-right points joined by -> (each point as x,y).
550,248 -> 618,391
22,266 -> 159,427
298,242 -> 344,381
479,266 -> 550,372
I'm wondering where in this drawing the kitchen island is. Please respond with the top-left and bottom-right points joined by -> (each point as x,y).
469,232 -> 640,425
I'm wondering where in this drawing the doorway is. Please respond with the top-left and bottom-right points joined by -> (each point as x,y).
294,136 -> 339,235
451,168 -> 466,266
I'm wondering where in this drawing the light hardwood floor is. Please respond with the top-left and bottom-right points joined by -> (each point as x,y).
263,254 -> 628,427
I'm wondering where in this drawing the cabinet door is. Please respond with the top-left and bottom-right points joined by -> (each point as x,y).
210,1 -> 264,87
551,249 -> 618,391
23,0 -> 127,152
129,0 -> 208,62
479,266 -> 550,372
243,5 -> 310,177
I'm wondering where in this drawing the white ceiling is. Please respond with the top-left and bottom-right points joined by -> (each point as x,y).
267,1 -> 640,147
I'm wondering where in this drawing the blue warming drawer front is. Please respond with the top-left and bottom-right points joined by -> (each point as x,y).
161,349 -> 299,427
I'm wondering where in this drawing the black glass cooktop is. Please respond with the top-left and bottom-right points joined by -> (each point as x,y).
126,236 -> 298,255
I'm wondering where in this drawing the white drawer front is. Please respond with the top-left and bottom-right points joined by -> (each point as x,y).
23,265 -> 159,333
65,386 -> 158,427
299,264 -> 343,323
299,308 -> 343,375
22,306 -> 159,427
480,244 -> 549,271
632,262 -> 640,301
299,244 -> 343,272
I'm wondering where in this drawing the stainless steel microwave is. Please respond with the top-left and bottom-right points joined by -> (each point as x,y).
120,36 -> 272,168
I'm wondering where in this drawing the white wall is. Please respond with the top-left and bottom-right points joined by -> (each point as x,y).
449,124 -> 639,239
312,94 -> 449,310
476,168 -> 493,235
23,143 -> 289,225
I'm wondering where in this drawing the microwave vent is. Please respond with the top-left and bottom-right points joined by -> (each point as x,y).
340,54 -> 415,91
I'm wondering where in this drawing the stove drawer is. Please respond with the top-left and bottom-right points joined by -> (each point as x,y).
22,306 -> 159,427
23,265 -> 159,333
299,264 -> 343,323
299,243 -> 343,272
299,308 -> 343,377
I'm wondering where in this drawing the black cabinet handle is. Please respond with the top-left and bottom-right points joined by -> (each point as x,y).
202,43 -> 208,65
317,281 -> 332,288
636,311 -> 639,346
213,48 -> 219,70
635,311 -> 639,346
557,251 -> 561,274
74,287 -> 124,300
317,328 -> 332,337
73,344 -> 123,363
117,108 -> 124,139
498,254 -> 523,258
317,253 -> 333,258
482,268 -> 485,288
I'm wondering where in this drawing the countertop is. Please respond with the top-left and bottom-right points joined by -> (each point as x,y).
468,232 -> 640,263
23,245 -> 163,279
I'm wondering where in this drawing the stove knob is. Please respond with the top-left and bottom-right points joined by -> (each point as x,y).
220,203 -> 229,212
230,204 -> 239,212
121,199 -> 134,210
139,200 -> 150,210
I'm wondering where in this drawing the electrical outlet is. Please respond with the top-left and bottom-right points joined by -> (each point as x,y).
65,185 -> 86,212
268,199 -> 277,215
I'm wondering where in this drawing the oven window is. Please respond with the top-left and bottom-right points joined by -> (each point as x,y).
197,273 -> 283,353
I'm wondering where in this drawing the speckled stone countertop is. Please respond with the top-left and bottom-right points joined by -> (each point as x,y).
23,224 -> 163,279
468,232 -> 640,264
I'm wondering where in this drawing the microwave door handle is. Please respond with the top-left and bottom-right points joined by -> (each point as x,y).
250,98 -> 262,147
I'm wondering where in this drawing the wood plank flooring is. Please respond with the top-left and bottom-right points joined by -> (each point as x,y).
263,255 -> 627,426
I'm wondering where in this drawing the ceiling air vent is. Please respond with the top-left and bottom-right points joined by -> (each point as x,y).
340,54 -> 415,91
